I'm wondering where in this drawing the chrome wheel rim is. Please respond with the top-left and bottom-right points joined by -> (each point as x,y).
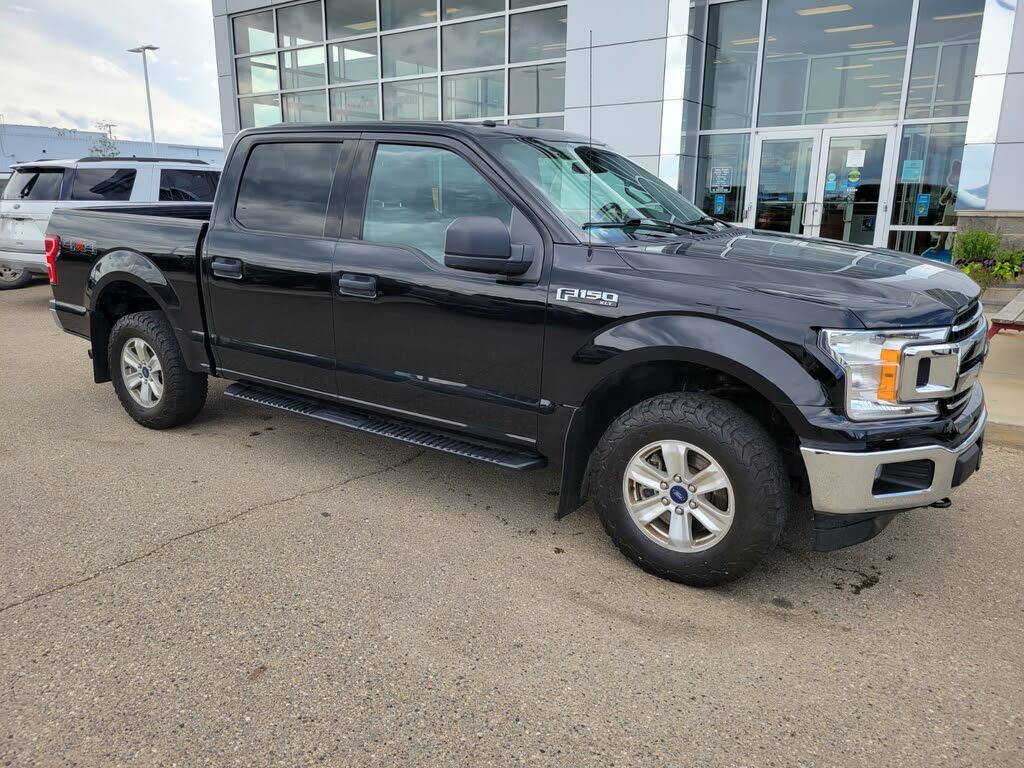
0,265 -> 25,283
622,440 -> 735,553
121,337 -> 163,408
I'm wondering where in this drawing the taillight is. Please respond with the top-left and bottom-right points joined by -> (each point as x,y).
44,235 -> 59,285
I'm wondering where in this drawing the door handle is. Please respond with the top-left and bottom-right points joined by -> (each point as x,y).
211,257 -> 243,280
338,273 -> 377,298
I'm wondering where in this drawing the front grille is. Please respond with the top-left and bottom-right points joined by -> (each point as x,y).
940,387 -> 973,417
949,301 -> 984,343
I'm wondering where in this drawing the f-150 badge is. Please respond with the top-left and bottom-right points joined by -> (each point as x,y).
555,287 -> 619,307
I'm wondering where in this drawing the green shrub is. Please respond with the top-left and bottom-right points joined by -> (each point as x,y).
954,229 -> 1023,288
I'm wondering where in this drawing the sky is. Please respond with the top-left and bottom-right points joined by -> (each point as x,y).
0,0 -> 223,147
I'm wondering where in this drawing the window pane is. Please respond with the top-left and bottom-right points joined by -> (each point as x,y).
233,10 -> 275,55
330,85 -> 380,121
509,116 -> 564,129
380,0 -> 436,31
159,170 -> 220,202
510,0 -> 551,7
443,17 -> 505,70
280,46 -> 326,89
364,144 -> 512,262
509,63 -> 565,115
325,0 -> 377,39
382,78 -> 439,119
236,143 -> 343,236
758,0 -> 913,126
444,0 -> 504,20
696,133 -> 748,223
891,122 -> 966,228
443,70 -> 504,120
888,229 -> 957,259
2,169 -> 64,201
906,0 -> 984,119
329,38 -> 378,83
510,7 -> 567,63
239,95 -> 281,128
700,0 -> 760,130
282,90 -> 329,122
381,28 -> 437,77
237,54 -> 279,95
277,1 -> 323,47
70,169 -> 136,201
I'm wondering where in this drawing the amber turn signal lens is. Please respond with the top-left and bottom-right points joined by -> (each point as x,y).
876,348 -> 900,401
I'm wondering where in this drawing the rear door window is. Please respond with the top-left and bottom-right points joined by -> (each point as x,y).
159,169 -> 221,202
234,142 -> 344,237
70,168 -> 137,201
2,168 -> 66,201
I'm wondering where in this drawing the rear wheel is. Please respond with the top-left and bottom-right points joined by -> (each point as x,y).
591,392 -> 789,586
108,311 -> 207,429
0,265 -> 33,290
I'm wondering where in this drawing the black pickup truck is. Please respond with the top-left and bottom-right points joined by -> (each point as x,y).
46,122 -> 988,586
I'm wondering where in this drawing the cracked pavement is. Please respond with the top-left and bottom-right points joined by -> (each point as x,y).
2,283 -> 1023,767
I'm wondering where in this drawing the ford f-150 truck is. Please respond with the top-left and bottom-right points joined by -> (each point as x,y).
46,123 -> 988,586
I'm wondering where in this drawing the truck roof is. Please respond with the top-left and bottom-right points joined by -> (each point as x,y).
235,121 -> 604,146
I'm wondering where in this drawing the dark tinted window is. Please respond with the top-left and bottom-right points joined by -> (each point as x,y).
2,168 -> 65,200
159,169 -> 221,202
235,142 -> 344,236
70,168 -> 136,201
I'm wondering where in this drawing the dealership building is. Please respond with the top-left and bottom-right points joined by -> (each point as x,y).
211,0 -> 1023,254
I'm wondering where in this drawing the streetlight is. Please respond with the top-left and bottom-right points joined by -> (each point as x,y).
127,44 -> 159,155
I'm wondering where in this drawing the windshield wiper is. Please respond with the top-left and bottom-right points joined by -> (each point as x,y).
582,218 -> 707,235
684,216 -> 727,229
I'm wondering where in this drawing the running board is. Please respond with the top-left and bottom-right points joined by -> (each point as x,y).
223,382 -> 545,471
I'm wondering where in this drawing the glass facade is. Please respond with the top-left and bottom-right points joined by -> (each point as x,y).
231,1 -> 567,127
689,0 -> 983,250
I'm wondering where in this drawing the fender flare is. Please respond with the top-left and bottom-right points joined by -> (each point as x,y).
552,314 -> 830,517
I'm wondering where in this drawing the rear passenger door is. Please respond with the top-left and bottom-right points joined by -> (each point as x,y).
331,136 -> 548,447
202,134 -> 351,396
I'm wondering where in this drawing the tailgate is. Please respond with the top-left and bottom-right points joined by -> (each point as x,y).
0,202 -> 50,255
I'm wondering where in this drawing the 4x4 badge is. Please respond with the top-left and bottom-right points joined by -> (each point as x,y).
555,287 -> 619,307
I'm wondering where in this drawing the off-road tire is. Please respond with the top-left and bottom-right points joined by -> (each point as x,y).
108,311 -> 208,429
591,392 -> 789,587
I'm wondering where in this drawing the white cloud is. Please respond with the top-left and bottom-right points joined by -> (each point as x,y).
0,0 -> 223,147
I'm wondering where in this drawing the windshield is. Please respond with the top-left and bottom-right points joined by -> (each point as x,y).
494,137 -> 709,243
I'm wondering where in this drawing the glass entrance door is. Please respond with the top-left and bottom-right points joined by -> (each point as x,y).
746,126 -> 896,246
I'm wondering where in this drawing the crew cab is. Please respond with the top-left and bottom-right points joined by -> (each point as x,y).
45,123 -> 988,586
0,157 -> 221,290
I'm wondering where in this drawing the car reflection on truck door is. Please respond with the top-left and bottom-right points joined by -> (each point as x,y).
330,137 -> 549,447
202,136 -> 351,396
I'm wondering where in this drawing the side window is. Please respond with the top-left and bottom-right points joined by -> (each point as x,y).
235,142 -> 344,236
159,169 -> 221,202
363,144 -> 513,263
70,168 -> 137,201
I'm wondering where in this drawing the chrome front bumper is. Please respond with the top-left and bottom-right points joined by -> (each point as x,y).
800,408 -> 987,514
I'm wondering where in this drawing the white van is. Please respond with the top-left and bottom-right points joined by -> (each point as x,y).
0,157 -> 221,289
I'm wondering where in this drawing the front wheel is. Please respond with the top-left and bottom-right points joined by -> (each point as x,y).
0,265 -> 33,290
591,393 -> 789,587
108,311 -> 208,429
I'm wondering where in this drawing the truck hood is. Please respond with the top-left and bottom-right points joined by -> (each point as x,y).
612,228 -> 980,329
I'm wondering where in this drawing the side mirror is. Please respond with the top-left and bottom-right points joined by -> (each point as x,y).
444,216 -> 533,276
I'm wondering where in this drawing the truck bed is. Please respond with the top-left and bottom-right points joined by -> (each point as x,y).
47,204 -> 212,373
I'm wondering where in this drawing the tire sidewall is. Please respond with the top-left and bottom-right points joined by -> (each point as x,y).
594,399 -> 786,582
0,269 -> 33,289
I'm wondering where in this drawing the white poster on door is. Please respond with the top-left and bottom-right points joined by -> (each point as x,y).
845,149 -> 866,168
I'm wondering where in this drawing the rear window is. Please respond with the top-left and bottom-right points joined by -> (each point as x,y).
70,168 -> 137,201
159,169 -> 221,202
235,142 -> 344,237
2,168 -> 66,201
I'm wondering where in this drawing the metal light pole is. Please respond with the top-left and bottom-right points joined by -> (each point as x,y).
128,45 -> 159,154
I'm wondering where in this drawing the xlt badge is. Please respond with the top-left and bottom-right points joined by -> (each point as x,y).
555,287 -> 619,307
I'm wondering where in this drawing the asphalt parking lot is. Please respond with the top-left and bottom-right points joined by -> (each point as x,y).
2,282 -> 1022,767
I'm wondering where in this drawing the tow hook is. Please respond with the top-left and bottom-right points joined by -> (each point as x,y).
930,497 -> 952,509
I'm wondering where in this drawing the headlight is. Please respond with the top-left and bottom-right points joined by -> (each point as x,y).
820,328 -> 948,420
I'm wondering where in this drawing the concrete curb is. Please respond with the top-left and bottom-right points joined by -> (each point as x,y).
986,421 -> 1024,450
